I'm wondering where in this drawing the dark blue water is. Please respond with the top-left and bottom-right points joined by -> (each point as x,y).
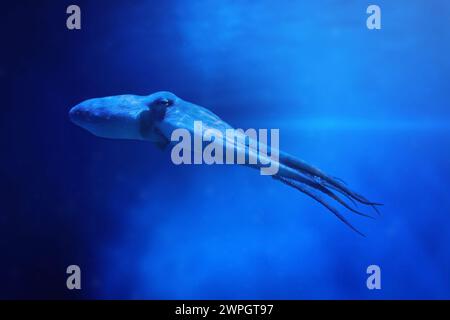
1,0 -> 449,299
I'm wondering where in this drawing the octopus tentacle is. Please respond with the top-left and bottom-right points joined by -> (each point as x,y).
274,176 -> 366,237
236,133 -> 379,233
279,152 -> 382,208
277,165 -> 375,219
323,182 -> 359,207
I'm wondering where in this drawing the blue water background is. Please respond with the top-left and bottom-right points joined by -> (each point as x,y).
1,0 -> 449,299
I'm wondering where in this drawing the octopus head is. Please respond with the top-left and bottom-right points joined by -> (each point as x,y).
69,91 -> 179,141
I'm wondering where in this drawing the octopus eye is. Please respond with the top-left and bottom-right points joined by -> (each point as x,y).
148,97 -> 172,120
155,97 -> 173,107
